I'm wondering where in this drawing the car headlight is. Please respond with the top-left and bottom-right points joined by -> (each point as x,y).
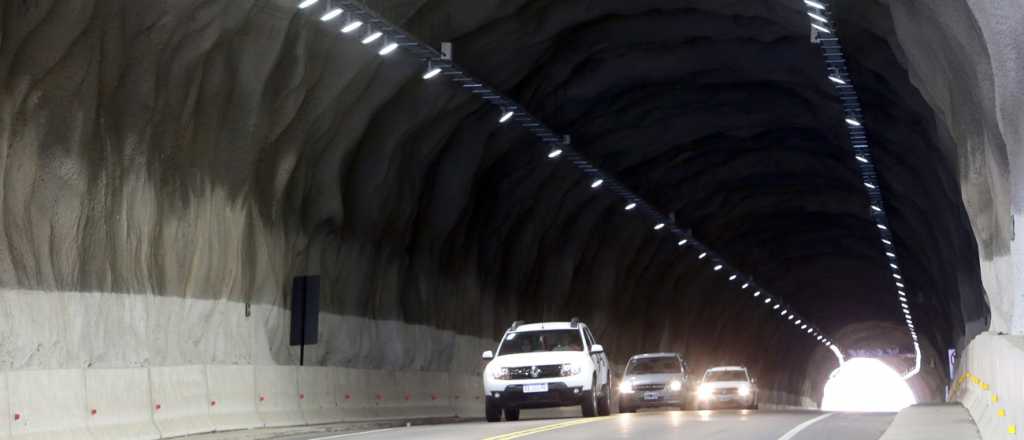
491,367 -> 510,380
618,381 -> 634,394
697,384 -> 713,400
560,363 -> 582,377
738,384 -> 751,397
670,380 -> 683,391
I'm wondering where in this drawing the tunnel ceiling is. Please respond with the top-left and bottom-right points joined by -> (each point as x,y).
0,0 -> 990,401
310,0 -> 990,391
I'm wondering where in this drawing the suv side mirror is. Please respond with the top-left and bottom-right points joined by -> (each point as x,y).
482,350 -> 494,360
590,344 -> 604,354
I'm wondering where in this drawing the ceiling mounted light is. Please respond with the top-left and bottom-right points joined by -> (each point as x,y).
808,12 -> 829,23
845,118 -> 862,127
806,328 -> 813,333
773,304 -> 780,310
362,31 -> 383,44
795,320 -> 802,325
801,325 -> 808,330
890,263 -> 899,269
855,155 -> 869,163
865,182 -> 877,189
763,297 -> 770,303
378,42 -> 399,56
886,252 -> 896,258
781,309 -> 788,316
894,274 -> 902,279
713,265 -> 723,271
677,239 -> 688,246
590,179 -> 604,189
828,76 -> 846,85
298,0 -> 319,8
811,23 -> 832,34
898,290 -> 906,296
871,205 -> 882,212
882,239 -> 893,245
499,110 -> 515,123
804,0 -> 826,9
899,297 -> 907,303
728,275 -> 737,281
624,202 -> 636,211
896,282 -> 904,287
422,66 -> 442,80
698,252 -> 707,260
547,149 -> 563,159
877,224 -> 888,230
341,20 -> 364,33
653,223 -> 665,231
754,291 -> 762,297
742,283 -> 749,289
321,8 -> 343,21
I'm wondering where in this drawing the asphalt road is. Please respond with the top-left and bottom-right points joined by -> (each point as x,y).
270,409 -> 894,440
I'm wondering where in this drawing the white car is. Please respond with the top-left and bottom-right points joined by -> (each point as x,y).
481,319 -> 612,422
695,366 -> 759,410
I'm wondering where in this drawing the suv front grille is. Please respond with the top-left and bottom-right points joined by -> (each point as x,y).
714,387 -> 738,395
508,364 -> 562,379
634,383 -> 665,391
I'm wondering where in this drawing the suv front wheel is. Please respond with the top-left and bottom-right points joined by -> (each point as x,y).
486,399 -> 502,422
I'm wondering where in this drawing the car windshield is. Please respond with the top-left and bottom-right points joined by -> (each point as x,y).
497,329 -> 583,355
626,357 -> 680,375
704,370 -> 748,382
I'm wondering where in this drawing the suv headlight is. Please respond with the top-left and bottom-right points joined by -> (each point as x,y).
618,381 -> 634,394
670,380 -> 683,391
560,363 -> 582,377
491,367 -> 510,380
697,384 -> 713,400
738,384 -> 751,397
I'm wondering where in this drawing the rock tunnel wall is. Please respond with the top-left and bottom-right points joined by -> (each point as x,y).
0,0 -> 1016,417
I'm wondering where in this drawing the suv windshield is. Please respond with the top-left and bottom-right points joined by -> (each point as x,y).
704,370 -> 748,382
626,357 -> 680,375
497,329 -> 583,355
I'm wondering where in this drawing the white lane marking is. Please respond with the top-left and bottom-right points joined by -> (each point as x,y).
310,428 -> 398,439
777,413 -> 834,440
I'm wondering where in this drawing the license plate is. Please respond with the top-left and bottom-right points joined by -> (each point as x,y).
523,384 -> 548,393
643,392 -> 659,401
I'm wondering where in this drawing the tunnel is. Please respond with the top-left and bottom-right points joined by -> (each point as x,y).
0,0 -> 1021,439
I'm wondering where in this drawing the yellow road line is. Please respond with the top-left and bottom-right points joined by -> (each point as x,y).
482,417 -> 613,440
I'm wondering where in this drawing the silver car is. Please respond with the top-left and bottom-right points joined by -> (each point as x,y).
617,353 -> 692,412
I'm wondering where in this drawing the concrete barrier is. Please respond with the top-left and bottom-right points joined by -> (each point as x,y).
335,368 -> 376,420
255,366 -> 304,427
1,371 -> 10,440
449,374 -> 483,419
84,368 -> 160,440
7,369 -> 92,439
954,332 -> 1023,440
149,365 -> 213,437
298,367 -> 339,425
395,371 -> 454,418
206,365 -> 262,432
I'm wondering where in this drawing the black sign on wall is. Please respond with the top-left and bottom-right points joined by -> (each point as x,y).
290,275 -> 320,365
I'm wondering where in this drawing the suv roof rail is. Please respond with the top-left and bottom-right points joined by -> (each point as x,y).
510,320 -> 525,331
570,317 -> 580,328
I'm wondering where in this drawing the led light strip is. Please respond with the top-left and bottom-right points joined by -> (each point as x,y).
802,0 -> 919,377
295,0 -> 842,357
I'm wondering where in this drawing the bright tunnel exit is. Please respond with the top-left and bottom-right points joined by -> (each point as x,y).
821,358 -> 916,412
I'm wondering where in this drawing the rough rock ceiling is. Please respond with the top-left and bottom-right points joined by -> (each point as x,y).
0,0 -> 990,401
374,0 -> 989,397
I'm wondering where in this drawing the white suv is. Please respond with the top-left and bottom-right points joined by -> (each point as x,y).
481,319 -> 612,422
